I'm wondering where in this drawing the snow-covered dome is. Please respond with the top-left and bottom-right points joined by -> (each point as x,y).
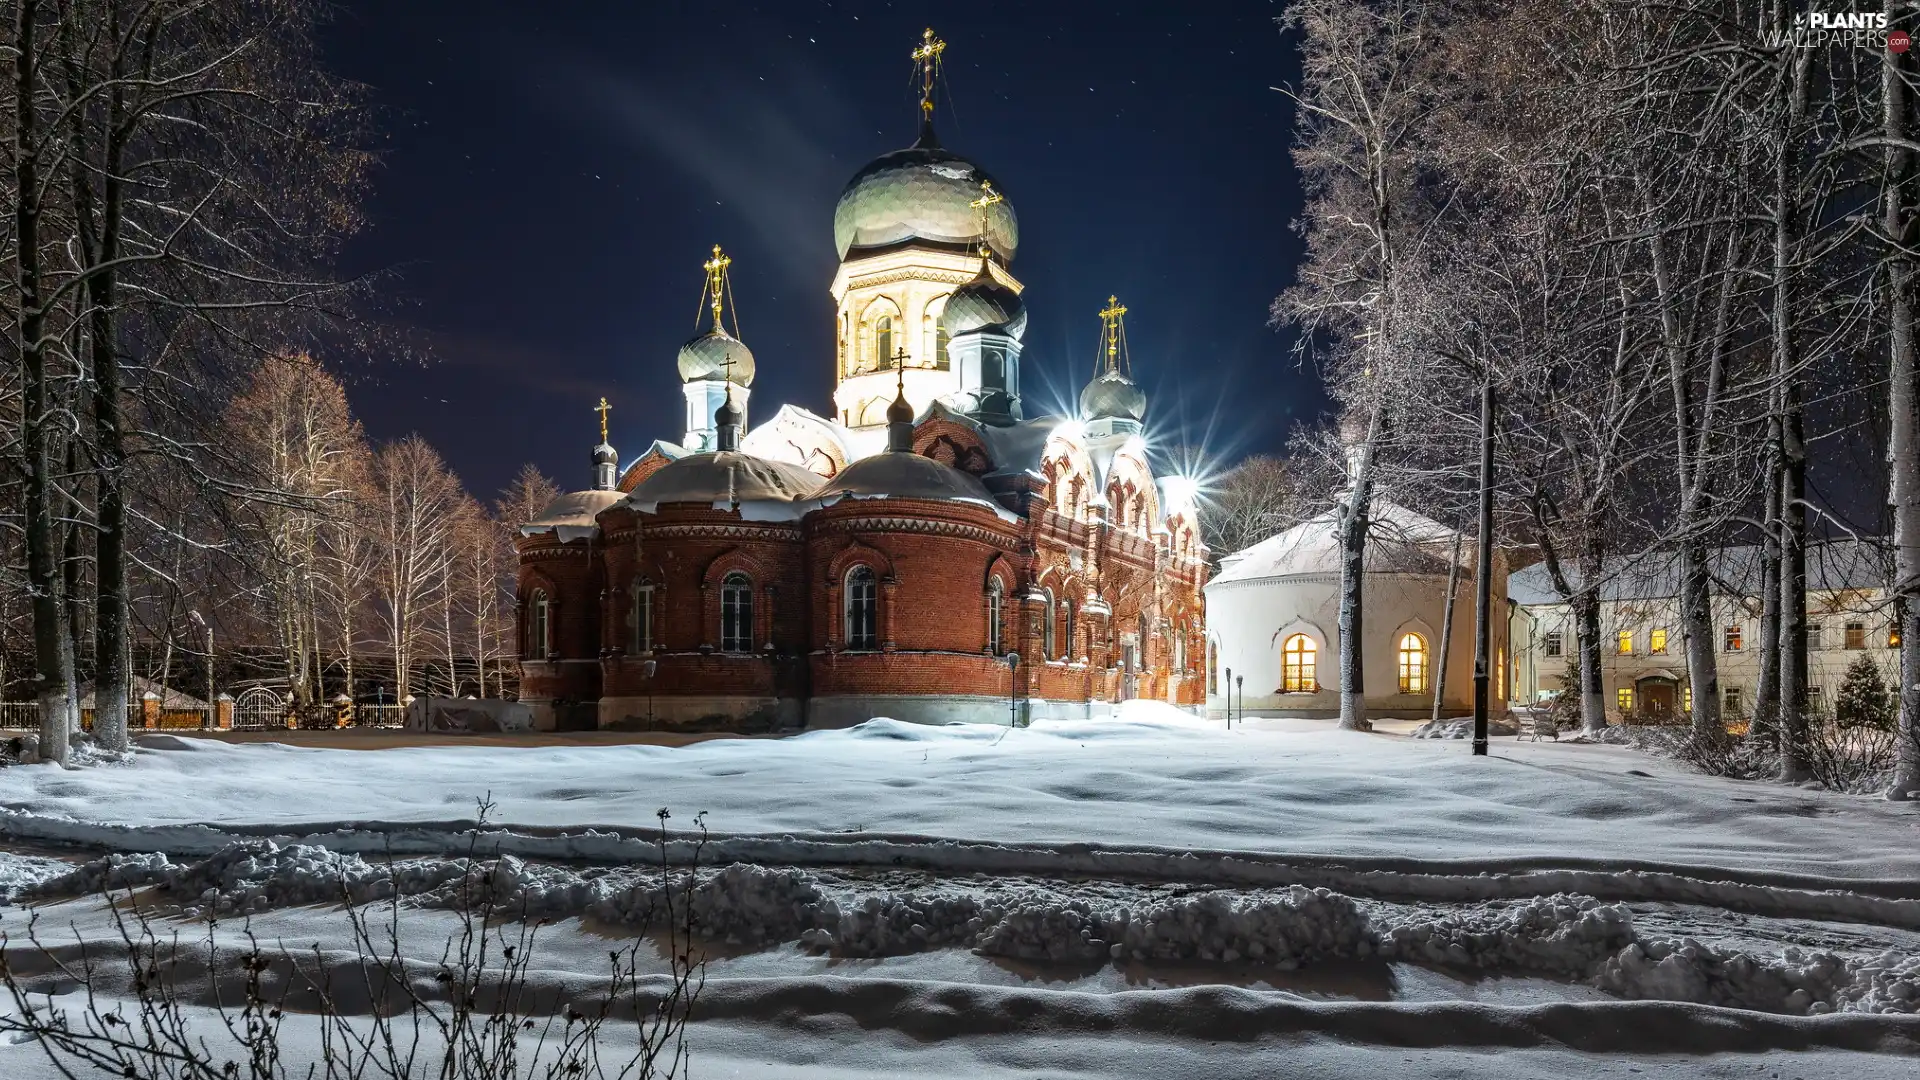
624,451 -> 821,512
677,329 -> 755,385
944,270 -> 1026,339
524,489 -> 623,533
815,451 -> 999,506
833,141 -> 1018,262
1079,370 -> 1147,424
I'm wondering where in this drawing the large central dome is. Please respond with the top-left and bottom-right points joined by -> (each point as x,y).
833,139 -> 1019,262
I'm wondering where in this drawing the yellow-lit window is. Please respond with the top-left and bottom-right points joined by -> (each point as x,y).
1683,686 -> 1692,713
874,314 -> 895,368
1496,647 -> 1506,700
1892,625 -> 1903,648
1649,628 -> 1667,654
1723,625 -> 1744,652
1617,687 -> 1633,711
1616,630 -> 1633,655
1397,633 -> 1427,694
1282,634 -> 1316,693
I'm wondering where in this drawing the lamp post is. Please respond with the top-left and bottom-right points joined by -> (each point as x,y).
1473,377 -> 1495,757
642,659 -> 657,730
1236,674 -> 1244,729
1005,651 -> 1021,728
1224,666 -> 1232,728
188,610 -> 213,731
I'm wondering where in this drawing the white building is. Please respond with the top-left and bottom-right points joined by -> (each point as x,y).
1203,503 -> 1514,720
1508,541 -> 1903,722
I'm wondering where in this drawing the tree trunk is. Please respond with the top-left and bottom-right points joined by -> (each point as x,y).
1337,409 -> 1382,732
1431,527 -> 1463,727
13,0 -> 75,766
1679,538 -> 1721,740
1574,591 -> 1606,734
1883,0 -> 1920,799
1753,464 -> 1782,744
1770,2 -> 1813,783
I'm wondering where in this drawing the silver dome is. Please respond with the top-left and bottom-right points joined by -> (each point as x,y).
625,451 -> 821,511
833,145 -> 1019,261
676,329 -> 756,385
815,451 -> 999,506
1079,370 -> 1147,423
943,273 -> 1026,339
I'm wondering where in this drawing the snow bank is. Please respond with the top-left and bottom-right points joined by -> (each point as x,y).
21,841 -> 1916,1018
1411,717 -> 1518,739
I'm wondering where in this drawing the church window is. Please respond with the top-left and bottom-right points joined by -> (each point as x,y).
632,584 -> 653,653
1397,633 -> 1427,694
1497,646 -> 1507,699
987,578 -> 1004,655
844,566 -> 878,650
720,572 -> 753,652
527,590 -> 549,661
1207,640 -> 1219,693
875,315 -> 895,369
936,320 -> 951,369
1041,589 -> 1056,659
1282,634 -> 1316,693
1063,600 -> 1076,661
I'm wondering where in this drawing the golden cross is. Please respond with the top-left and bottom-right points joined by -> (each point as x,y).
912,28 -> 946,119
595,396 -> 611,443
703,244 -> 731,331
1099,295 -> 1128,370
969,181 -> 1003,261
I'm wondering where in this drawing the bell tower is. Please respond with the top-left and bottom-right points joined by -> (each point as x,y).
829,28 -> 1023,431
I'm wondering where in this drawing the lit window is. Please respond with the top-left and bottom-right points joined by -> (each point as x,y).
1723,625 -> 1744,652
1397,633 -> 1428,694
1496,647 -> 1506,700
527,590 -> 549,661
986,578 -> 1004,655
1683,686 -> 1692,713
875,314 -> 894,368
1543,631 -> 1562,658
1892,625 -> 1903,648
632,584 -> 653,653
1282,634 -> 1316,693
844,566 -> 878,650
1617,687 -> 1633,711
1649,628 -> 1667,654
1616,630 -> 1633,655
720,572 -> 753,652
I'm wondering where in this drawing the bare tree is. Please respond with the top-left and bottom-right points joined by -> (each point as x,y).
369,436 -> 464,703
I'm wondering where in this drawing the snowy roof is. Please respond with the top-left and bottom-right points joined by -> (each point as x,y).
1208,502 -> 1459,589
522,489 -> 624,542
623,450 -> 826,522
1507,540 -> 1890,607
815,451 -> 1019,522
77,677 -> 209,711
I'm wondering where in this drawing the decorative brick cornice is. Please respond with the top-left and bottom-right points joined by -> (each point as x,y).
522,547 -> 593,563
645,523 -> 803,542
846,266 -> 978,291
813,515 -> 1013,546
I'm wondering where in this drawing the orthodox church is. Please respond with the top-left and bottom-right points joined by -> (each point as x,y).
515,30 -> 1207,731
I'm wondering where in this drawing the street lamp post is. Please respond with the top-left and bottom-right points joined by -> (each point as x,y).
1473,377 -> 1496,757
188,610 -> 213,731
1236,674 -> 1244,729
642,660 -> 657,730
1005,651 -> 1021,728
1224,666 -> 1232,728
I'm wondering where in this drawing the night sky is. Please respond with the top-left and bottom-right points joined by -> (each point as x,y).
318,1 -> 1318,500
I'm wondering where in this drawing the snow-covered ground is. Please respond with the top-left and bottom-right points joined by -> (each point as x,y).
2,703 -> 1917,1076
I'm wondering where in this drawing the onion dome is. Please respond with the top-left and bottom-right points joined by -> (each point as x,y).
834,142 -> 1019,261
943,267 -> 1027,339
816,450 -> 999,506
676,328 -> 755,386
592,442 -> 617,466
624,451 -> 823,512
1080,369 -> 1147,424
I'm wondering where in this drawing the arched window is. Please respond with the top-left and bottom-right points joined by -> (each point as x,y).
935,319 -> 951,369
1282,634 -> 1316,693
527,590 -> 550,661
1041,589 -> 1056,659
1397,632 -> 1427,694
632,583 -> 654,654
1062,600 -> 1076,661
844,566 -> 878,649
1207,639 -> 1219,693
1138,613 -> 1151,668
875,315 -> 895,369
720,572 -> 753,652
987,578 -> 1004,655
1174,627 -> 1187,671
